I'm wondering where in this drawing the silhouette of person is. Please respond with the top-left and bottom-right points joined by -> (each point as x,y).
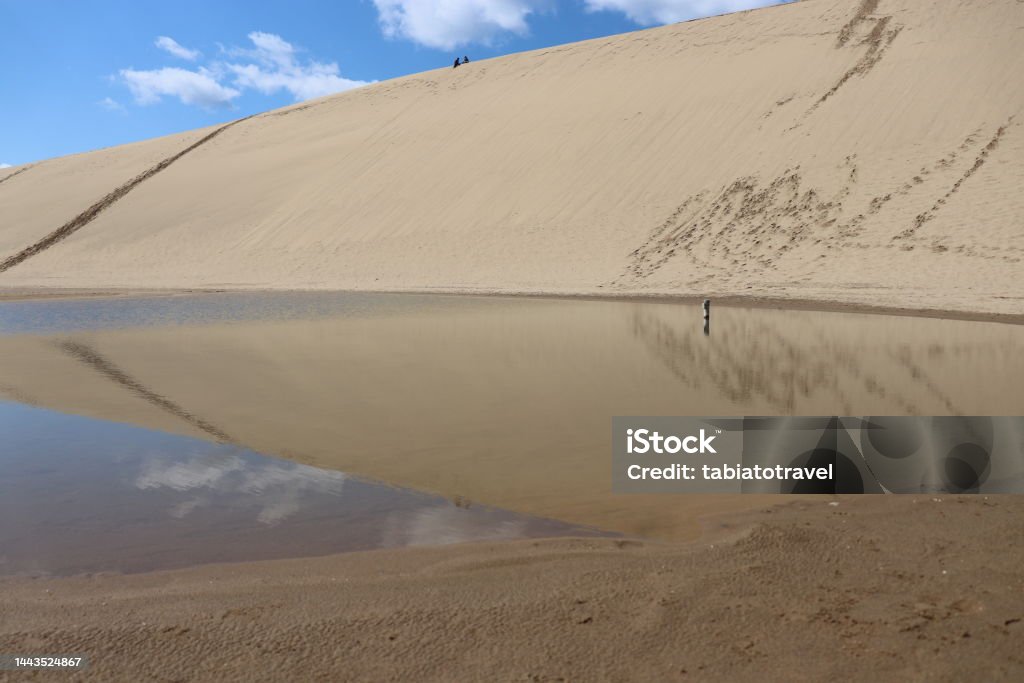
463,55 -> 470,64
453,57 -> 461,69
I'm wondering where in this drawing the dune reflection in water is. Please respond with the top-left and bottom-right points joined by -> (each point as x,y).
1,292 -> 1022,547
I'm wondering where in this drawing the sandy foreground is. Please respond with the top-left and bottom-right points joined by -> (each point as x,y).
1,495 -> 1022,682
1,0 -> 1022,315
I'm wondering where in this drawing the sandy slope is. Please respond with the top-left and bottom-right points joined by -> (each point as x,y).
1,0 -> 1022,314
2,496 -> 1022,682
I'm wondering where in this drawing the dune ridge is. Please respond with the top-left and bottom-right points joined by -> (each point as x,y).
0,0 -> 1022,314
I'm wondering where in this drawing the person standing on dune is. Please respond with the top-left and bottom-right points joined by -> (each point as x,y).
453,57 -> 460,69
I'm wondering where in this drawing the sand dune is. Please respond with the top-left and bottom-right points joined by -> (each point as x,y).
0,0 -> 1021,313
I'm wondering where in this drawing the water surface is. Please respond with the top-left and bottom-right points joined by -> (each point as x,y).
1,291 -> 1022,569
0,401 -> 607,577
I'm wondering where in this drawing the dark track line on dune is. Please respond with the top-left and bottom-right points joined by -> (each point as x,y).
0,116 -> 252,274
0,165 -> 32,186
57,340 -> 234,443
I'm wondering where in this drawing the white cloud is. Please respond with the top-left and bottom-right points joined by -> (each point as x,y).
225,31 -> 371,101
372,0 -> 550,50
98,96 -> 126,112
0,163 -> 11,169
120,66 -> 241,108
155,36 -> 201,61
381,505 -> 528,547
135,450 -> 347,526
117,32 -> 369,109
236,31 -> 295,68
583,0 -> 786,25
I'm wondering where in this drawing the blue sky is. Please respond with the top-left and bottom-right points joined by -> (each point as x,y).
0,0 -> 787,167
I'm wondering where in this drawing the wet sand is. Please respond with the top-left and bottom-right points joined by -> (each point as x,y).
2,495 -> 1023,682
0,287 -> 216,302
4,287 -> 1024,325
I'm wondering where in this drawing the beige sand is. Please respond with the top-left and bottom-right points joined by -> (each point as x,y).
2,495 -> 1022,682
1,0 -> 1022,315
